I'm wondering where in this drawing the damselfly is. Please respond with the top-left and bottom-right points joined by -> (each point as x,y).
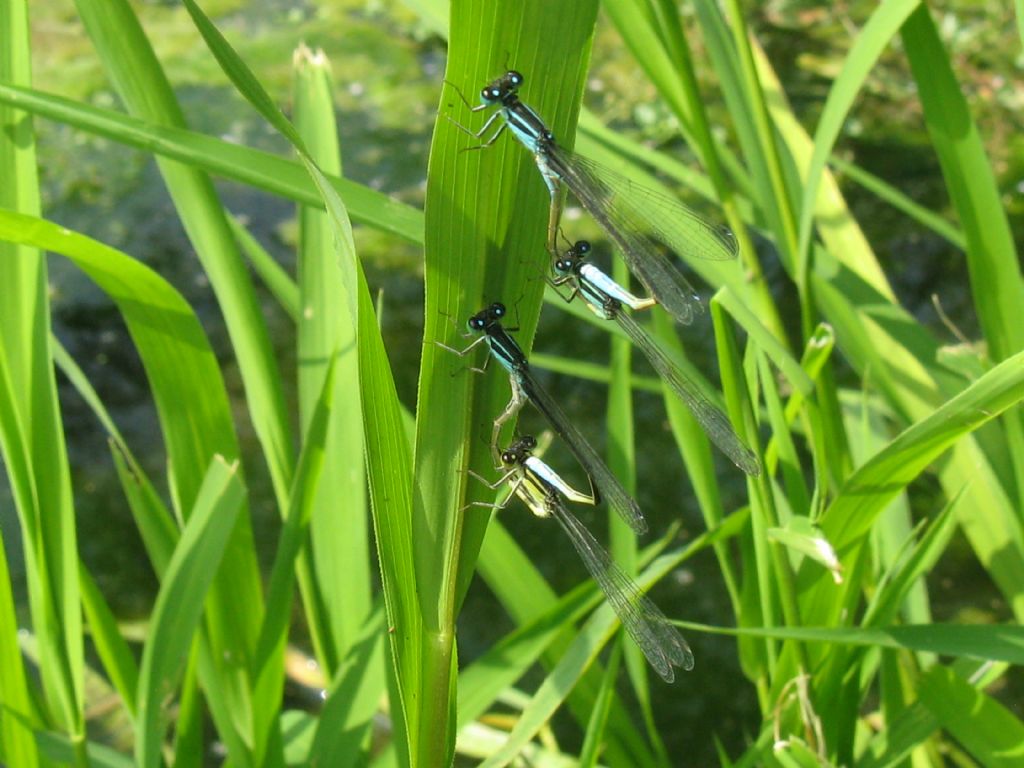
438,302 -> 647,534
449,70 -> 738,326
553,241 -> 761,476
470,435 -> 694,682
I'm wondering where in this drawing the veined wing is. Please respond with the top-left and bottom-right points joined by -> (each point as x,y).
514,368 -> 647,535
549,146 -> 737,325
550,499 -> 694,682
615,311 -> 760,475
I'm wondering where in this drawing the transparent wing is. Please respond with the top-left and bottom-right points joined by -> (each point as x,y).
615,311 -> 761,476
550,499 -> 694,682
549,146 -> 738,325
514,368 -> 647,535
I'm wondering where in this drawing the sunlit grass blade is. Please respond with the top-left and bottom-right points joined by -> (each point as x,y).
135,457 -> 245,768
78,565 -> 139,717
0,82 -> 423,242
902,6 -> 1024,363
823,347 -> 1024,549
0,518 -> 38,767
797,348 -> 1024,631
252,353 -> 335,766
1,0 -> 82,756
794,0 -> 920,272
51,338 -> 179,576
902,5 -> 1024,523
230,216 -> 299,318
292,41 -> 373,678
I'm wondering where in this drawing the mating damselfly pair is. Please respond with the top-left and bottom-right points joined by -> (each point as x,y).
440,69 -> 759,683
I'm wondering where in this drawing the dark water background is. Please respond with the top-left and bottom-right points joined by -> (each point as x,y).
3,0 -> 1022,763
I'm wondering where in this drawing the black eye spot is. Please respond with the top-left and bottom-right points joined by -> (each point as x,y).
469,316 -> 484,330
576,240 -> 591,255
501,451 -> 514,464
492,302 -> 506,317
508,71 -> 523,86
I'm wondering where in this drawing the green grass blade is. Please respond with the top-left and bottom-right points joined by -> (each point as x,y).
863,495 -> 960,631
51,339 -> 179,576
1,0 -> 82,751
902,5 -> 1024,517
357,273 -> 418,760
416,0 -> 599,761
0,521 -> 39,767
251,352 -> 336,767
681,622 -> 1024,665
230,216 -> 299,319
794,0 -> 920,271
917,664 -> 1024,766
77,565 -> 139,717
75,0 -> 294,511
902,6 -> 1024,363
135,457 -> 245,768
34,730 -> 134,768
0,82 -> 422,242
578,642 -> 621,768
828,155 -> 965,251
292,44 -> 372,676
823,347 -> 1024,549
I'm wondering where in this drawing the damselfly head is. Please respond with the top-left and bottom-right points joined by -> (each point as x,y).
467,308 -> 489,331
554,240 -> 591,275
467,302 -> 506,331
501,435 -> 537,464
480,70 -> 524,104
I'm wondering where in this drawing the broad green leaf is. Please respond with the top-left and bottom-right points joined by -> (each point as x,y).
415,0 -> 600,762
